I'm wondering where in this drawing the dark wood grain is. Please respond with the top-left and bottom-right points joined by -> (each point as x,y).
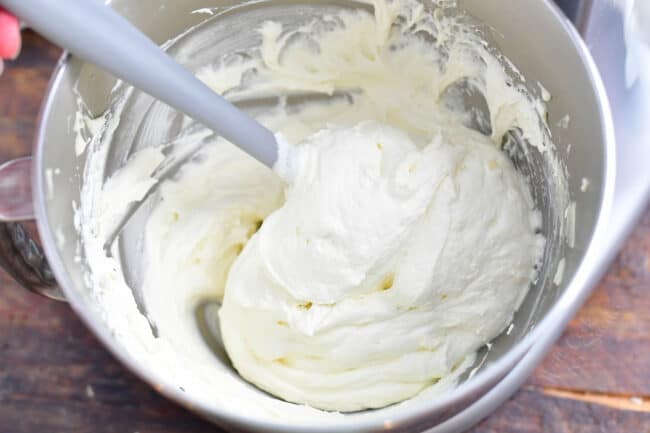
1,31 -> 649,433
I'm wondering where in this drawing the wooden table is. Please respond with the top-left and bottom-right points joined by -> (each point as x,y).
0,32 -> 648,433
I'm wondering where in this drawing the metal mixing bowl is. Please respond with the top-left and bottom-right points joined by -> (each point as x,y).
0,0 -> 615,432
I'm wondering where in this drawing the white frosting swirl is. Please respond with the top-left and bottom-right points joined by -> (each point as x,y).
220,121 -> 540,411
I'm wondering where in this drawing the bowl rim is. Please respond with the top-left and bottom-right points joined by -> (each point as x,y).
32,0 -> 616,431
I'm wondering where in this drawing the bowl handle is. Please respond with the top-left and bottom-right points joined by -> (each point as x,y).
0,157 -> 65,300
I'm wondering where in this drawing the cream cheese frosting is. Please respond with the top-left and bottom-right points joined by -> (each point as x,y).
221,121 -> 541,411
76,0 -> 555,420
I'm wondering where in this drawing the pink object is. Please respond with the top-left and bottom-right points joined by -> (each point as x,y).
0,7 -> 21,60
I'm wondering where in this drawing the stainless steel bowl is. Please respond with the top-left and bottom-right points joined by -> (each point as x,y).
0,0 -> 624,432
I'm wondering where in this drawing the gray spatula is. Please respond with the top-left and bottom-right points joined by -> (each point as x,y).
1,0 -> 280,168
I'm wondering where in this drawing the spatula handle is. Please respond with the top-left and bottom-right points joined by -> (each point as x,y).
1,0 -> 278,167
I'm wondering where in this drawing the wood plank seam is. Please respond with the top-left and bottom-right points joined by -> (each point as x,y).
530,385 -> 650,413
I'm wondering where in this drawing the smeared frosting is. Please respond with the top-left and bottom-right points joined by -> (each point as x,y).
77,0 -> 553,421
